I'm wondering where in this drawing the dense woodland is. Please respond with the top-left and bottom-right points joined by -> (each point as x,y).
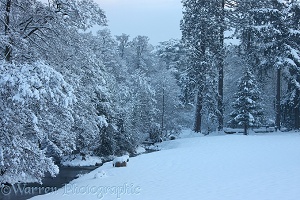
0,0 -> 299,184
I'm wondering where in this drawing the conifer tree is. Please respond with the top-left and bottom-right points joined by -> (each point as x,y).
181,0 -> 224,132
229,68 -> 264,135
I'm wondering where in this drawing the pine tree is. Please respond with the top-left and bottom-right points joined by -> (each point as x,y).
181,0 -> 223,132
229,68 -> 264,135
281,1 -> 300,129
249,0 -> 288,130
229,0 -> 300,130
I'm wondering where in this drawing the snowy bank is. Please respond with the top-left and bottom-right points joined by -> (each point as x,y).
61,155 -> 102,167
134,146 -> 146,155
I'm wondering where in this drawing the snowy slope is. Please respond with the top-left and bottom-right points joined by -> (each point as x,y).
30,131 -> 300,200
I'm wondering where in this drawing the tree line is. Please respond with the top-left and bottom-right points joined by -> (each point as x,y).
0,0 -> 191,184
181,0 -> 300,134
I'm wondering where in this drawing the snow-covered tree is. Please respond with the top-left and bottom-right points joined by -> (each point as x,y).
156,39 -> 194,129
128,35 -> 154,72
0,61 -> 75,184
116,33 -> 130,59
230,0 -> 300,129
229,68 -> 264,135
280,1 -> 300,129
181,0 -> 225,132
156,39 -> 191,104
0,0 -> 107,62
0,0 -> 51,61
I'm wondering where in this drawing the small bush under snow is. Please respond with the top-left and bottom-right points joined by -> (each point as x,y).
113,155 -> 129,167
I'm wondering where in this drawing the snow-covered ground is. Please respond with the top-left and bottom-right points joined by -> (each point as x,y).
30,130 -> 300,200
61,155 -> 102,167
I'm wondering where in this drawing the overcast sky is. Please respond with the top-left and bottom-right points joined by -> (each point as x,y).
94,0 -> 183,45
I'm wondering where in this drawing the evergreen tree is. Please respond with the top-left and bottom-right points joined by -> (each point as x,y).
250,0 -> 288,130
281,1 -> 300,129
229,68 -> 264,135
231,0 -> 300,130
181,0 -> 224,132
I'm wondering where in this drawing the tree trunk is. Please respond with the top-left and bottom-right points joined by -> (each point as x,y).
244,124 -> 248,135
218,61 -> 224,130
161,84 -> 165,136
294,89 -> 300,129
194,91 -> 203,133
217,0 -> 225,131
295,107 -> 300,129
4,0 -> 12,62
275,68 -> 281,130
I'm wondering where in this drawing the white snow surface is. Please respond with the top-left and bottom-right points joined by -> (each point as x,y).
30,130 -> 300,200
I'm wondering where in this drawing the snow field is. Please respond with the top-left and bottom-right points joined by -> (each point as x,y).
30,132 -> 300,200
